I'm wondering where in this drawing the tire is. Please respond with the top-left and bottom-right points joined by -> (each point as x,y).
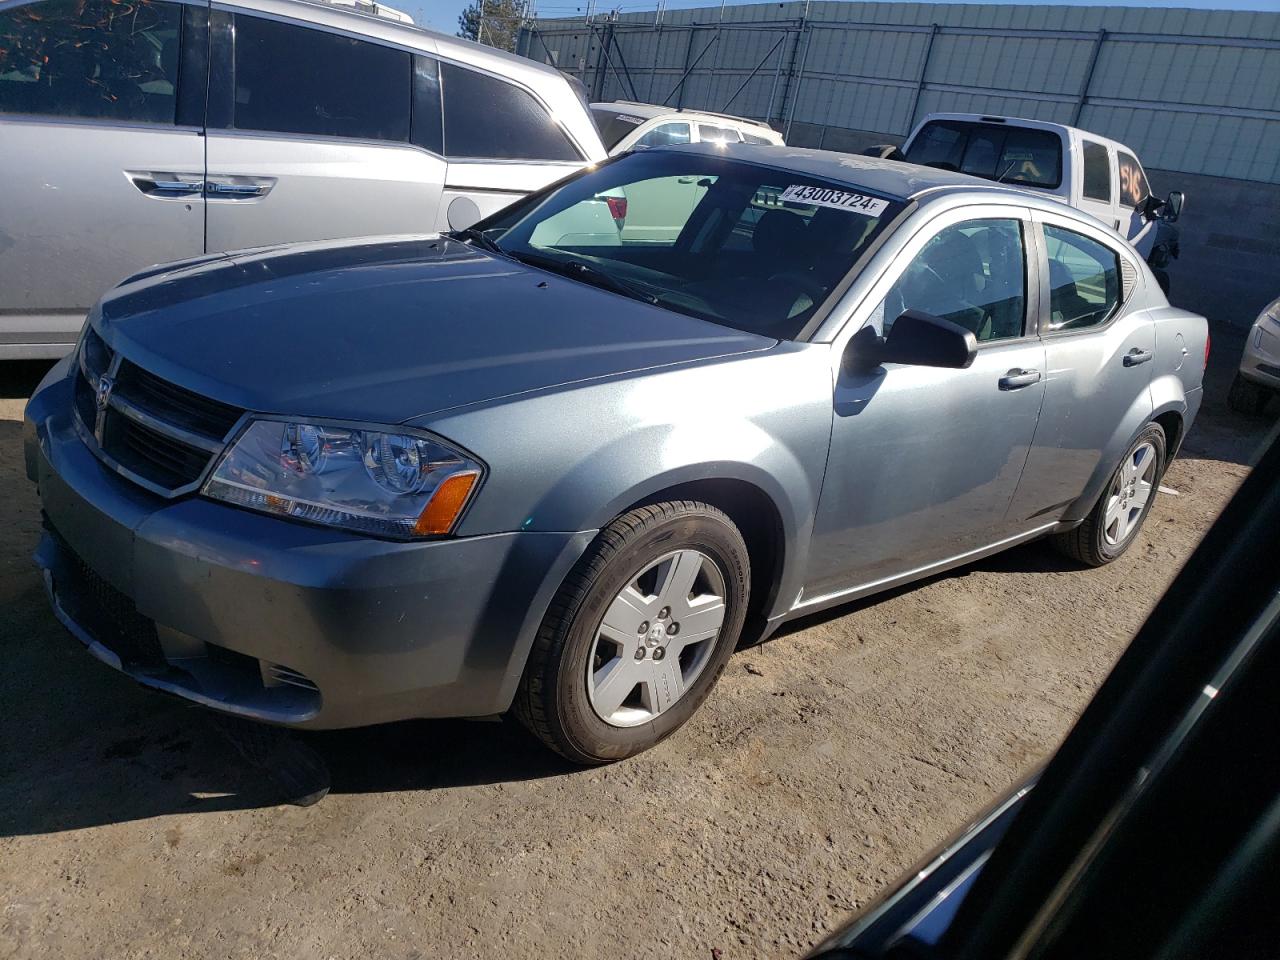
1227,373 -> 1271,416
1052,423 -> 1166,567
514,501 -> 750,764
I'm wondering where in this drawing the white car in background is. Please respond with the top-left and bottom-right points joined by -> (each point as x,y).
578,101 -> 784,247
1228,295 -> 1280,415
868,113 -> 1184,292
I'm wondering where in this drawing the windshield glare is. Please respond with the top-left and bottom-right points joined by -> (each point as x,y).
478,151 -> 902,339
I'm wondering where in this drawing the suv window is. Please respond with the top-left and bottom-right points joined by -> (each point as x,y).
1044,224 -> 1121,331
904,121 -> 1062,188
0,0 -> 182,123
698,123 -> 740,144
876,219 -> 1026,343
1082,140 -> 1113,203
741,131 -> 774,145
233,15 -> 409,142
441,62 -> 580,161
591,108 -> 645,149
1117,150 -> 1150,210
634,121 -> 691,149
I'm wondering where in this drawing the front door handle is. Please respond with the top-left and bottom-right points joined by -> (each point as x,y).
1123,348 -> 1154,367
127,172 -> 204,197
999,368 -> 1042,390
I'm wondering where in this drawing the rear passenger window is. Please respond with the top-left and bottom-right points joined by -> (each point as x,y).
1082,140 -> 1113,203
876,219 -> 1026,343
741,132 -> 773,145
232,15 -> 410,142
441,62 -> 579,161
1044,224 -> 1121,331
698,124 -> 740,144
634,121 -> 691,149
0,0 -> 182,123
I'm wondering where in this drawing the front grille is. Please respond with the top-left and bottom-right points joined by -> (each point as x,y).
73,327 -> 244,495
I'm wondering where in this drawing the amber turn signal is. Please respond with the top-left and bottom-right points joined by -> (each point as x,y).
414,471 -> 479,536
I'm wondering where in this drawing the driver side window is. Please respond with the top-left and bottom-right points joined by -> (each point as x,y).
874,218 -> 1026,343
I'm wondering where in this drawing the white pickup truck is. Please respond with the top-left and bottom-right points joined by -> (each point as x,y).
867,113 -> 1184,292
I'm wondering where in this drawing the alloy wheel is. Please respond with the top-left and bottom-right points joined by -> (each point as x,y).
1103,440 -> 1158,547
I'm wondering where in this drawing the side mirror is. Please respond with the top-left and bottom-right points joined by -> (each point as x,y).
854,310 -> 976,370
1162,190 -> 1184,223
862,144 -> 905,162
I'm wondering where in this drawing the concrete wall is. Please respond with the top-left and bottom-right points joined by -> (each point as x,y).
783,120 -> 1279,329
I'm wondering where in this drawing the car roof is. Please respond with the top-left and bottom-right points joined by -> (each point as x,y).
592,100 -> 773,130
653,142 -> 1031,203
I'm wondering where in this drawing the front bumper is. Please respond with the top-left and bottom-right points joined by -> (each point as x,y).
1239,321 -> 1280,391
25,363 -> 593,729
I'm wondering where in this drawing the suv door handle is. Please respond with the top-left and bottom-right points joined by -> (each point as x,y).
999,368 -> 1042,390
205,181 -> 269,198
127,172 -> 204,197
1123,348 -> 1154,367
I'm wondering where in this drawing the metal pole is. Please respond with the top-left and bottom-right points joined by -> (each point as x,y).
609,27 -> 640,101
905,23 -> 938,134
783,21 -> 812,144
721,31 -> 786,115
765,29 -> 787,122
666,28 -> 718,108
1072,28 -> 1107,126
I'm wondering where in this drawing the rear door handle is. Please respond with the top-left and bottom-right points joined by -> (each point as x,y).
1123,348 -> 1154,367
999,368 -> 1042,390
205,181 -> 269,198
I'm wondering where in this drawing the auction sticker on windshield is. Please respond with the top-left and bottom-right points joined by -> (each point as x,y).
781,185 -> 889,216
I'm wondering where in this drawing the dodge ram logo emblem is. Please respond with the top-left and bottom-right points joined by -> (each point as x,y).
95,376 -> 114,410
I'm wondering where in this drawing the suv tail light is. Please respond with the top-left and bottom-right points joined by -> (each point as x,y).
1205,331 -> 1211,370
605,196 -> 628,225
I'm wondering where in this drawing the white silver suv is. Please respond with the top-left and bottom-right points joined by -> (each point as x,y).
0,0 -> 606,358
591,101 -> 784,154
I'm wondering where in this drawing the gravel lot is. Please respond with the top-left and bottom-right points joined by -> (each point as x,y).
1,328 -> 1270,960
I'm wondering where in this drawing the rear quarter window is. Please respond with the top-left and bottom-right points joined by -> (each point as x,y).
1117,151 -> 1150,209
591,108 -> 645,149
1082,140 -> 1113,203
442,63 -> 581,161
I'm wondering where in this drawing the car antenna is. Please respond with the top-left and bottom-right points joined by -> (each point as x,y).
995,159 -> 1019,183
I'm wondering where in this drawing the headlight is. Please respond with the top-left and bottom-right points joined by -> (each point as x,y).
1258,296 -> 1280,329
203,419 -> 483,539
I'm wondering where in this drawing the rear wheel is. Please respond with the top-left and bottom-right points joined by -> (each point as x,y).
1052,424 -> 1166,567
1227,373 -> 1271,416
514,501 -> 749,764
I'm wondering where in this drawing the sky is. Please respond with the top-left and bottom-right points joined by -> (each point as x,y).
410,0 -> 1280,35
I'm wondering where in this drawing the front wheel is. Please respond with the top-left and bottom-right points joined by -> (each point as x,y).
514,501 -> 750,764
1052,424 -> 1166,567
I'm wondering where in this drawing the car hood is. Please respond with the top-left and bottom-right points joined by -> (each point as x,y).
95,236 -> 774,424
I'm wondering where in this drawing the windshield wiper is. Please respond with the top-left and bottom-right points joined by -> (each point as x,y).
510,251 -> 659,305
447,227 -> 505,255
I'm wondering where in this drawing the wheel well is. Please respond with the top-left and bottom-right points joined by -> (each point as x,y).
630,479 -> 784,647
1154,411 -> 1184,461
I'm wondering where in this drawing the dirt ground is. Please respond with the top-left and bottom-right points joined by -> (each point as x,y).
1,327 -> 1272,960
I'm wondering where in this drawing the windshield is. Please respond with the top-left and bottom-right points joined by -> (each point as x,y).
906,120 -> 1063,189
591,108 -> 647,149
474,151 -> 903,339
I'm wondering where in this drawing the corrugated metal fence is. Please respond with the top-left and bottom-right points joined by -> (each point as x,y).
518,1 -> 1280,184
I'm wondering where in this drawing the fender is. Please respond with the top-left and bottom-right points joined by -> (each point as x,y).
1060,385 -> 1180,526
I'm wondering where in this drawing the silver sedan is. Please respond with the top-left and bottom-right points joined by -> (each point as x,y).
25,145 -> 1207,762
